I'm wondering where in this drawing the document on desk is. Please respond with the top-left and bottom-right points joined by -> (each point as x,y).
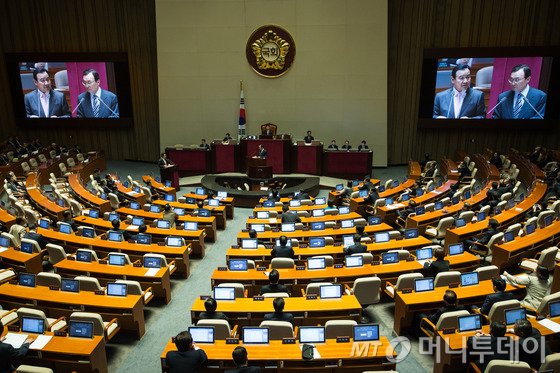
125,225 -> 139,231
300,344 -> 321,358
538,318 -> 560,333
0,247 -> 8,253
269,218 -> 277,224
145,268 -> 160,277
3,333 -> 28,348
30,335 -> 52,350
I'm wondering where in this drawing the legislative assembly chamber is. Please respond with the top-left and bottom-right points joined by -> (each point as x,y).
0,1 -> 560,373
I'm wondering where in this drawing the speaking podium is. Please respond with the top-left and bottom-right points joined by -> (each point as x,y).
246,157 -> 273,179
160,164 -> 179,189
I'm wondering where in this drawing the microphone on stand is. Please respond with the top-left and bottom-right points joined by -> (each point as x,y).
71,98 -> 85,115
97,96 -> 119,118
486,97 -> 506,116
519,96 -> 544,119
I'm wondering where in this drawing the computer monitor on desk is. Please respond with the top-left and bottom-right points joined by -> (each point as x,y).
299,326 -> 325,344
242,327 -> 269,344
189,326 -> 215,343
505,308 -> 526,325
353,324 -> 379,341
458,314 -> 481,332
214,287 -> 235,301
241,239 -> 258,249
414,278 -> 434,292
21,317 -> 45,334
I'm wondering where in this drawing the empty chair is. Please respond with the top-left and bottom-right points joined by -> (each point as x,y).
351,277 -> 381,309
500,192 -> 512,201
0,268 -> 17,285
523,217 -> 537,234
385,273 -> 424,298
505,223 -> 522,236
36,272 -> 61,287
458,210 -> 475,222
141,187 -> 152,199
478,205 -> 491,216
69,311 -> 120,341
309,255 -> 334,267
538,352 -> 560,372
38,154 -> 47,163
384,179 -> 393,189
425,217 -> 455,243
216,283 -> 246,298
23,209 -> 38,227
115,279 -> 154,304
387,249 -> 409,260
305,282 -> 334,296
69,200 -> 83,217
495,200 -> 507,212
261,292 -> 289,298
259,320 -> 293,339
420,310 -> 470,338
197,319 -> 236,339
550,200 -> 560,216
519,246 -> 558,272
474,265 -> 499,281
325,320 -> 357,339
108,193 -> 120,209
434,271 -> 461,287
59,162 -> 70,176
535,292 -> 560,316
474,66 -> 493,88
20,238 -> 43,253
17,307 -> 66,332
324,236 -> 334,246
537,210 -> 555,228
75,276 -> 103,292
67,158 -> 76,168
487,300 -> 521,323
271,258 -> 295,269
424,203 -> 435,212
76,153 -> 85,162
471,232 -> 504,263
21,162 -> 30,174
16,366 -> 54,373
350,252 -> 373,264
46,243 -> 70,265
388,230 -> 402,240
482,360 -> 531,373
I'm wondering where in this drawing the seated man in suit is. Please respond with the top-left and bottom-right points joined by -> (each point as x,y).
62,210 -> 79,232
422,246 -> 450,277
260,269 -> 289,295
341,140 -> 352,151
23,223 -> 48,250
263,297 -> 294,325
467,321 -> 511,372
466,218 -> 499,253
433,64 -> 486,119
226,346 -> 261,373
131,224 -> 151,242
271,235 -> 295,259
24,68 -> 71,118
358,140 -> 369,151
327,139 -> 338,150
0,320 -> 35,373
262,125 -> 273,136
344,234 -> 367,255
199,297 -> 228,321
166,330 -> 208,373
475,277 -> 514,315
424,290 -> 466,325
223,133 -> 233,142
281,205 -> 300,223
199,139 -> 210,150
493,64 -> 547,119
162,204 -> 178,228
107,218 -> 132,241
77,68 -> 119,118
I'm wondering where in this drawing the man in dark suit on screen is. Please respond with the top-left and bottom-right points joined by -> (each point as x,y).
24,68 -> 71,118
77,68 -> 119,118
493,64 -> 547,119
433,64 -> 486,119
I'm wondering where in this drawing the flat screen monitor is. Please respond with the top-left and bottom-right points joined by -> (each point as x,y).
377,185 -> 385,193
100,193 -> 107,200
392,180 -> 399,188
343,235 -> 354,247
229,259 -> 248,271
309,237 -> 326,248
386,198 -> 394,205
136,233 -> 151,245
143,256 -> 162,268
416,248 -> 433,261
251,224 -> 265,232
415,206 -> 425,215
289,200 -> 301,207
335,184 -> 344,191
404,228 -> 419,239
76,250 -> 92,262
130,201 -> 140,210
165,180 -> 172,187
82,227 -> 95,238
455,218 -> 466,228
88,209 -> 100,218
311,222 -> 325,231
338,206 -> 350,214
133,186 -> 141,193
57,199 -> 65,207
503,230 -> 515,242
18,273 -> 36,287
505,307 -> 527,325
518,193 -> 525,202
312,209 -> 325,217
256,211 -> 269,219
382,252 -> 399,264
341,219 -> 354,228
477,212 -> 486,221
166,236 -> 182,247
308,257 -> 326,270
449,243 -> 464,255
435,201 -> 443,210
414,278 -> 434,292
198,209 -> 211,217
458,314 -> 482,333
106,282 -> 127,296
345,255 -> 364,268
38,218 -> 50,229
464,191 -> 472,200
506,199 -> 515,210
217,191 -> 227,199
494,206 -> 501,215
0,236 -> 9,248
299,326 -> 325,344
20,241 -> 34,254
315,197 -> 326,205
263,201 -> 274,207
359,189 -> 368,198
275,238 -> 292,247
164,194 -> 174,202
208,199 -> 219,207
281,223 -> 295,232
195,187 -> 205,195
59,223 -> 72,234
108,253 -> 126,266
242,327 -> 269,344
213,286 -> 235,300
188,326 -> 215,344
526,222 -> 536,234
241,239 -> 258,249
417,189 -> 425,196
353,324 -> 379,341
401,193 -> 410,201
108,231 -> 123,242
544,214 -> 554,227
352,180 -> 359,187
131,217 -> 144,226
374,232 -> 390,243
149,205 -> 161,213
61,278 -> 80,292
68,321 -> 94,338
108,212 -> 119,222
452,196 -> 459,205
460,272 -> 479,286
122,181 -> 130,188
174,208 -> 185,216
156,220 -> 170,229
186,197 -> 196,204
548,300 -> 560,317
368,216 -> 381,225
21,317 -> 45,334
319,284 -> 342,299
184,222 -> 198,231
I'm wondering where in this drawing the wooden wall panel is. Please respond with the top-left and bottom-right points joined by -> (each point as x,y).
0,0 -> 159,162
388,0 -> 560,164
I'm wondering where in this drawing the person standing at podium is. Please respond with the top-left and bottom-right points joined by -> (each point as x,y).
304,130 -> 314,143
158,153 -> 173,167
223,133 -> 233,142
257,144 -> 267,159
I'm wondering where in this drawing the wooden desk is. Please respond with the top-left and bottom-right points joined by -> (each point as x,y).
73,215 -> 206,258
182,192 -> 235,219
167,147 -> 212,176
191,295 -> 362,327
408,160 -> 422,180
350,179 -> 417,216
37,227 -> 191,278
142,175 -> 177,197
54,258 -> 172,304
508,151 -> 546,186
440,158 -> 460,180
153,199 -> 227,230
0,207 -> 16,228
472,154 -> 500,181
160,337 -> 396,372
25,172 -> 69,220
0,283 -> 146,338
114,179 -> 147,205
1,331 -> 107,373
393,279 -> 525,335
0,247 -> 43,274
253,203 -> 330,214
68,174 -> 111,213
552,262 -> 560,294
246,212 -> 362,228
322,150 -> 373,179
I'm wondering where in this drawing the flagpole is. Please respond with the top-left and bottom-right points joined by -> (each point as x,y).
238,81 -> 246,137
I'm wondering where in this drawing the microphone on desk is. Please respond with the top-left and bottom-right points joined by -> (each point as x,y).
71,98 -> 85,115
486,97 -> 506,116
519,96 -> 544,119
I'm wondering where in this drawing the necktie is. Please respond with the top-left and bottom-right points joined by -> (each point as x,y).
40,93 -> 49,117
454,91 -> 463,118
513,93 -> 523,118
93,95 -> 100,118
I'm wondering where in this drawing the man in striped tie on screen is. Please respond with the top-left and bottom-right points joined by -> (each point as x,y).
77,68 -> 119,118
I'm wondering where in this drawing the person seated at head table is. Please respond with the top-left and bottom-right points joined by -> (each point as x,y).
199,139 -> 210,150
327,139 -> 338,150
358,140 -> 369,151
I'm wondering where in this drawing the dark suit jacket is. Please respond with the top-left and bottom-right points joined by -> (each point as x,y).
433,87 -> 486,119
467,335 -> 512,371
77,89 -> 119,118
166,349 -> 208,373
260,283 -> 288,295
271,246 -> 295,259
24,89 -> 70,118
517,329 -> 549,369
199,311 -> 228,321
263,311 -> 294,325
0,341 -> 30,373
479,291 -> 515,314
225,366 -> 262,373
200,143 -> 210,150
341,145 -> 352,150
423,259 -> 450,278
304,135 -> 314,143
327,144 -> 339,150
281,211 -> 299,223
23,231 -> 48,249
427,304 -> 466,324
358,145 -> 369,151
493,87 -> 547,119
344,243 -> 367,255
